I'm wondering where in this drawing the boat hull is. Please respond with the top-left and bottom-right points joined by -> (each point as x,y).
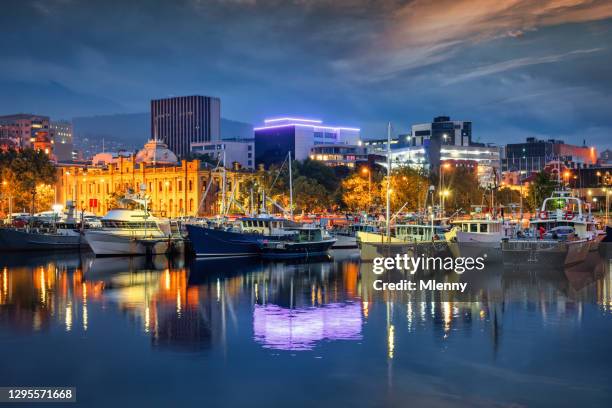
259,239 -> 337,259
186,225 -> 264,257
501,239 -> 589,267
0,228 -> 85,251
84,231 -> 169,256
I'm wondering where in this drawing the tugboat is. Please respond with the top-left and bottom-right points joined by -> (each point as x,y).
501,190 -> 594,267
0,202 -> 86,251
257,226 -> 336,259
84,193 -> 171,256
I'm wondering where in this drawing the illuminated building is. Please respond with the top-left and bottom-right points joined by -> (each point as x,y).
151,95 -> 221,158
503,137 -> 597,173
309,144 -> 368,167
191,139 -> 255,169
409,115 -> 472,148
0,113 -> 50,148
389,144 -> 501,186
254,117 -> 360,167
50,120 -> 74,162
32,130 -> 55,161
56,140 -> 253,217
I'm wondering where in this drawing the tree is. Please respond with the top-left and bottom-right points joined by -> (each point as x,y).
292,176 -> 330,213
527,171 -> 557,211
438,166 -> 483,213
0,148 -> 57,213
381,166 -> 429,213
341,172 -> 373,212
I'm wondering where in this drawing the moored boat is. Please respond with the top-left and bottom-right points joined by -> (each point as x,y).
257,226 -> 336,258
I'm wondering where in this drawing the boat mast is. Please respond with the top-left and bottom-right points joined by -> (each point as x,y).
386,122 -> 391,241
221,150 -> 227,216
288,151 -> 293,220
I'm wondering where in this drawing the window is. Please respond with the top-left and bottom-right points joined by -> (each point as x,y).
188,180 -> 193,191
159,181 -> 162,192
480,224 -> 488,233
248,145 -> 252,151
248,153 -> 252,158
470,224 -> 478,232
178,180 -> 183,191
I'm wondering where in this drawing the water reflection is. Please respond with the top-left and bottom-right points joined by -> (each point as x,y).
0,249 -> 610,357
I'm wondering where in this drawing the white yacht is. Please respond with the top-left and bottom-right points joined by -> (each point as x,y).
84,197 -> 171,256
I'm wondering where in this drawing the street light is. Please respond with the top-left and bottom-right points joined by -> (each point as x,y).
361,167 -> 371,210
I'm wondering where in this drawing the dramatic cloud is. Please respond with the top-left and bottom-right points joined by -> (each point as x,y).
0,0 -> 611,148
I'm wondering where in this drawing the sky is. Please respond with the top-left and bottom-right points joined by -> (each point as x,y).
1,0 -> 612,149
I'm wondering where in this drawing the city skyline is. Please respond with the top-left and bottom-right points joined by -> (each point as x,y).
1,1 -> 612,148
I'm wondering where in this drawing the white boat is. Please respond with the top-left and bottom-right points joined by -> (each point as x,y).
502,190 -> 595,267
84,196 -> 171,256
446,218 -> 516,262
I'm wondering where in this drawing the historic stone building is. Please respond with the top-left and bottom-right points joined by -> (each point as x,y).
56,139 -> 254,217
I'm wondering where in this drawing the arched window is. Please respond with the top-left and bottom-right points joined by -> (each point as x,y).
189,198 -> 194,213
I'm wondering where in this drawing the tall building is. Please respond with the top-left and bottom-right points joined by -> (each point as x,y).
151,95 -> 221,158
0,114 -> 50,148
191,139 -> 255,170
50,120 -> 74,161
503,137 -> 597,173
254,117 -> 360,167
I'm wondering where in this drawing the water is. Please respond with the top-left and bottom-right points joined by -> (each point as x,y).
0,248 -> 611,407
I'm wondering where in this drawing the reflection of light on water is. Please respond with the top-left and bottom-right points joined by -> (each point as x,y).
165,270 -> 171,290
406,302 -> 413,332
82,283 -> 88,331
216,278 -> 220,301
479,310 -> 486,320
2,267 -> 7,302
387,325 -> 395,359
443,302 -> 452,335
144,306 -> 150,333
176,289 -> 182,316
65,303 -> 72,332
362,301 -> 369,319
253,302 -> 362,351
40,267 -> 46,305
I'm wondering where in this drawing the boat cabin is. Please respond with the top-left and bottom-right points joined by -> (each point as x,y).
394,224 -> 449,242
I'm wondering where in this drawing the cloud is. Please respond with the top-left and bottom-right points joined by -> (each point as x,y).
442,47 -> 604,85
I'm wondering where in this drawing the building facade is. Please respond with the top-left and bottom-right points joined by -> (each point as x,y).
0,114 -> 50,148
50,120 -> 74,161
309,144 -> 368,167
254,117 -> 360,167
56,141 -> 253,217
191,139 -> 255,170
151,95 -> 221,158
503,137 -> 597,173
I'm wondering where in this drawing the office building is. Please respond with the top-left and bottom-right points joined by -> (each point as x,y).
254,117 -> 360,167
50,120 -> 74,162
309,144 -> 369,167
151,95 -> 221,158
503,137 -> 597,173
600,149 -> 612,164
191,139 -> 255,169
0,114 -> 50,148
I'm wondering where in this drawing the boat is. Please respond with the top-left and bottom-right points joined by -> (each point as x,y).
0,203 -> 87,251
331,222 -> 379,249
257,226 -> 336,258
446,217 -> 516,262
84,195 -> 172,256
186,216 -> 293,257
501,190 -> 594,267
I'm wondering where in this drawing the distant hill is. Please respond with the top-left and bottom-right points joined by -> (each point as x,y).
72,113 -> 253,148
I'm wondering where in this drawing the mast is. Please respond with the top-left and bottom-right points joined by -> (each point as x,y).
221,150 -> 227,216
288,151 -> 293,220
386,122 -> 391,241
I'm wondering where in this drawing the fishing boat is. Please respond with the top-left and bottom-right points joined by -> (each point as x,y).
446,218 -> 517,262
186,216 -> 292,257
501,190 -> 594,267
257,226 -> 336,258
84,195 -> 171,256
0,203 -> 86,251
331,222 -> 379,249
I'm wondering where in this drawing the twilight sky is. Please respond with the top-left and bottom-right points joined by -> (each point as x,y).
1,0 -> 612,148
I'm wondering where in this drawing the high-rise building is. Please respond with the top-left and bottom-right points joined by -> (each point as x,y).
50,120 -> 74,161
0,114 -> 50,148
254,117 -> 360,167
151,95 -> 221,158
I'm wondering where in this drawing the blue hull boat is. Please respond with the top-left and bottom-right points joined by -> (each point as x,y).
186,224 -> 279,257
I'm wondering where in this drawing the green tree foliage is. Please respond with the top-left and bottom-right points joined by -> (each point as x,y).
380,166 -> 429,213
527,171 -> 558,211
442,167 -> 482,212
0,148 -> 57,213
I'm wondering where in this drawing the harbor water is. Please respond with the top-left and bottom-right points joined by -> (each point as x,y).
1,248 -> 611,407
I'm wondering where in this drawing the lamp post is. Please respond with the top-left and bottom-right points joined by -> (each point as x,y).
603,188 -> 609,226
362,167 -> 371,211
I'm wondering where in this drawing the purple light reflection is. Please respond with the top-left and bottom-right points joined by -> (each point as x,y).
253,302 -> 363,351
